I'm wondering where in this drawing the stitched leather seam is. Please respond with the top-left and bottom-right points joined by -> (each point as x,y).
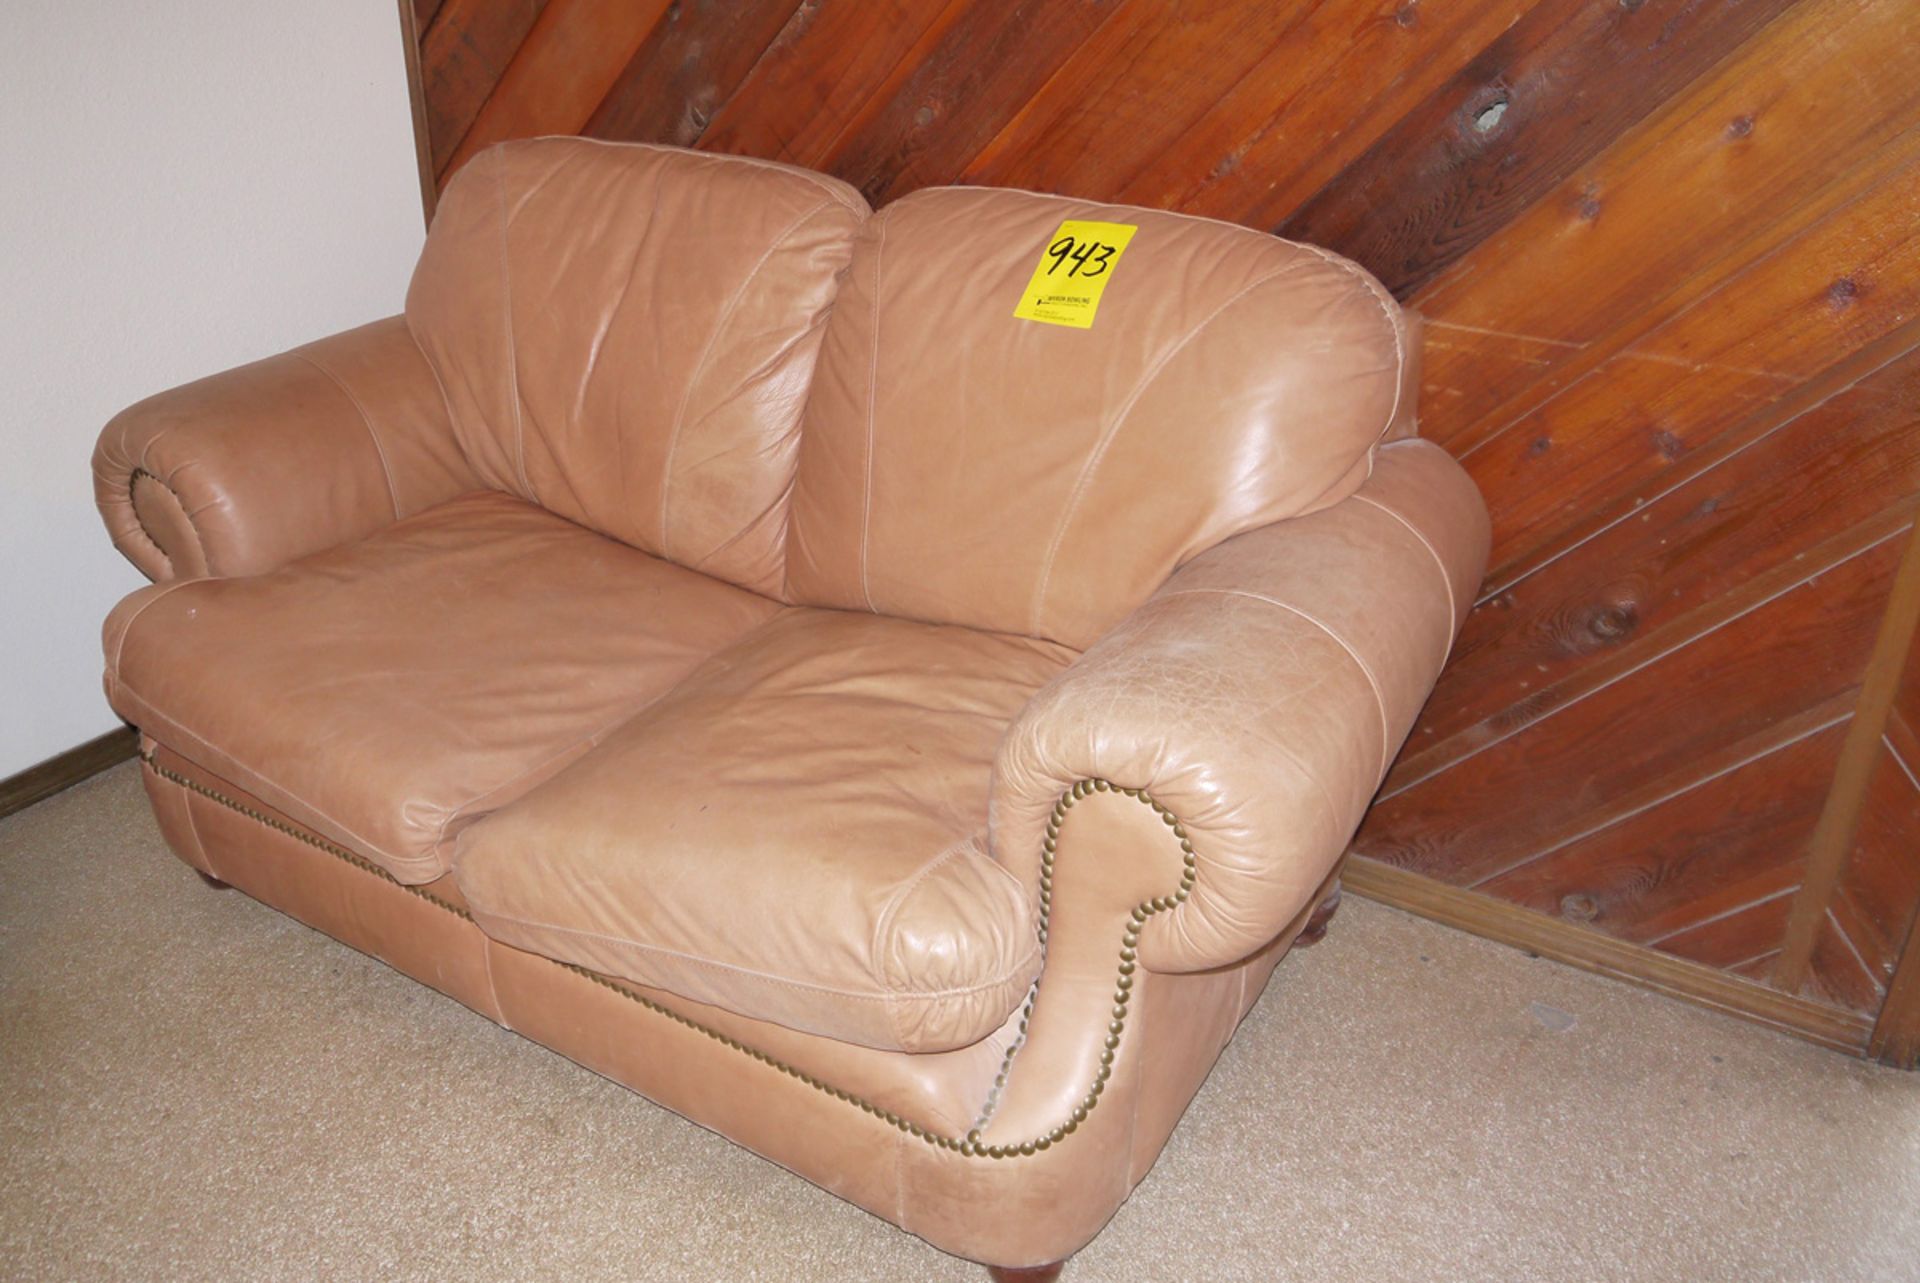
148,748 -> 1190,1162
870,836 -> 1036,1048
858,217 -> 889,613
895,184 -> 1408,445
902,182 -> 1324,256
684,372 -> 815,579
1292,242 -> 1406,444
424,593 -> 783,850
400,316 -> 467,487
869,835 -> 971,989
892,1128 -> 910,1231
292,350 -> 402,521
1027,259 -> 1310,637
118,684 -> 421,878
426,687 -> 682,855
125,467 -> 210,578
1352,492 -> 1457,655
118,468 -> 174,577
968,976 -> 1038,1134
1158,586 -> 1394,783
176,769 -> 219,882
107,577 -> 200,681
480,921 -> 507,1029
130,417 -> 228,575
519,135 -> 868,219
1287,446 -> 1377,525
499,140 -> 578,229
144,751 -> 474,921
659,197 -> 838,554
469,907 -> 1041,1006
493,150 -> 535,501
966,781 -> 1195,1144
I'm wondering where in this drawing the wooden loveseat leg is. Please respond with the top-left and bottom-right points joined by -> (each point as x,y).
987,1262 -> 1067,1282
1295,881 -> 1343,947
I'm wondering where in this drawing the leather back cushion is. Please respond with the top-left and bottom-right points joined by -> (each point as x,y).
406,138 -> 868,596
784,187 -> 1413,647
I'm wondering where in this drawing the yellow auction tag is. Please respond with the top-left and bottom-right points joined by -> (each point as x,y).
1013,219 -> 1138,329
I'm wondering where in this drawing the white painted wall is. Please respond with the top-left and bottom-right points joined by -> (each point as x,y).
0,2 -> 427,777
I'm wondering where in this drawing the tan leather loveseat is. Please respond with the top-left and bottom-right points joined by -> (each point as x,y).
91,138 -> 1488,1280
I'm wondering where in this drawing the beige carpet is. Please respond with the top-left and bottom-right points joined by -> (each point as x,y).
3,764 -> 1917,1282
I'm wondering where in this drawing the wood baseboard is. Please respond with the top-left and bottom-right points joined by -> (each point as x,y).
0,727 -> 139,821
1345,856 -> 1875,1057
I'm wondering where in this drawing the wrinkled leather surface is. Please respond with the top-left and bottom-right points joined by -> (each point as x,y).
456,607 -> 1071,1052
139,750 -> 1303,1267
994,440 -> 1490,972
151,743 -> 1022,1136
93,316 -> 475,581
407,139 -> 867,596
90,143 -> 1497,1272
1384,311 -> 1425,442
140,741 -> 506,1022
786,185 -> 1411,647
106,492 -> 778,882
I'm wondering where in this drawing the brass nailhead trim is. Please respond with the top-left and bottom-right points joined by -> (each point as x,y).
142,751 -> 472,921
143,750 -> 1196,1161
126,466 -> 195,532
124,467 -> 185,571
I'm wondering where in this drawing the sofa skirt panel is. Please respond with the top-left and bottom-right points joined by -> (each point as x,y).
135,737 -> 1306,1269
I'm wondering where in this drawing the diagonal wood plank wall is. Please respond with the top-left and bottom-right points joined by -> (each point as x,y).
396,0 -> 1920,1061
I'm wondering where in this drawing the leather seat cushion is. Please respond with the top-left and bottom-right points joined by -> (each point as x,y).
103,491 -> 780,883
454,607 -> 1073,1053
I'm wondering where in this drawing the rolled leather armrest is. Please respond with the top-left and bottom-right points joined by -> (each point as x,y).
991,438 -> 1489,973
92,316 -> 477,581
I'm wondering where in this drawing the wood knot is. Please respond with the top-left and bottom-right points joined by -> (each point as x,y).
1495,687 -> 1560,731
1587,601 -> 1638,643
1827,277 -> 1861,309
1559,894 -> 1598,923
